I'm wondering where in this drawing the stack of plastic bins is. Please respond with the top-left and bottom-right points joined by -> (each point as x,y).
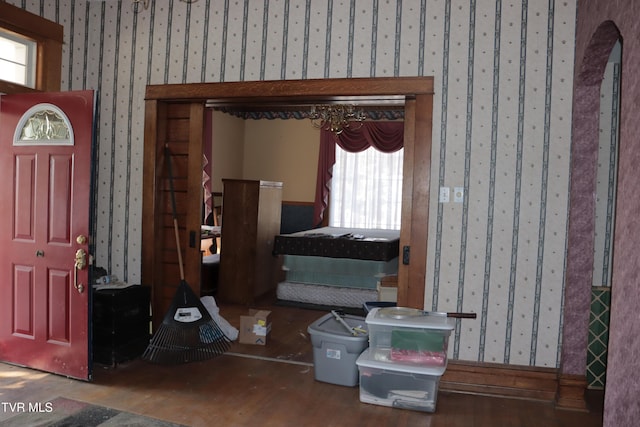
308,312 -> 369,387
356,307 -> 455,412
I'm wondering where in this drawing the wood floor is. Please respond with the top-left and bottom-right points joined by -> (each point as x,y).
0,302 -> 604,427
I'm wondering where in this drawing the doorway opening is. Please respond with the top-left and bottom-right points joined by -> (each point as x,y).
560,20 -> 621,410
142,77 -> 435,326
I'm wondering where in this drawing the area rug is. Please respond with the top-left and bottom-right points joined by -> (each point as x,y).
1,397 -> 186,427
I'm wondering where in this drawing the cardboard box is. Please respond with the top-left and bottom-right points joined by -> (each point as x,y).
239,309 -> 272,345
377,275 -> 398,302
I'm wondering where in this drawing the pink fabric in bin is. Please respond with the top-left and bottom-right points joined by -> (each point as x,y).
390,349 -> 446,366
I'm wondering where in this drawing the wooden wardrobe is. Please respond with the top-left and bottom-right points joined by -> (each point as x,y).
217,179 -> 283,305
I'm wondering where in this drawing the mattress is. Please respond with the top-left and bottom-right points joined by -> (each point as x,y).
276,281 -> 378,308
273,226 -> 400,261
282,255 -> 398,289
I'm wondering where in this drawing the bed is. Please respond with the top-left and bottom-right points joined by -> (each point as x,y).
272,227 -> 400,308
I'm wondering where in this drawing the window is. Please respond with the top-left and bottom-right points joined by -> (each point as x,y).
329,145 -> 404,230
0,2 -> 63,94
0,30 -> 36,88
14,103 -> 73,145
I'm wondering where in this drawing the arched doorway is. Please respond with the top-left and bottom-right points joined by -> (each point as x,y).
559,20 -> 621,410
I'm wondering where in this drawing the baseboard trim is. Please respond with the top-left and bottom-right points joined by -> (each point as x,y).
556,373 -> 589,411
440,360 -> 567,404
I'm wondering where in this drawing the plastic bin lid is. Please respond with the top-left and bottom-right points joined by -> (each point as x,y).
365,307 -> 455,330
307,312 -> 369,341
356,349 -> 446,376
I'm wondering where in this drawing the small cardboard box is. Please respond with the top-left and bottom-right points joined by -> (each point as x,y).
377,275 -> 398,302
239,309 -> 272,345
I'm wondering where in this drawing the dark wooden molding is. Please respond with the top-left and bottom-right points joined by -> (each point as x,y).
281,200 -> 314,206
556,373 -> 589,411
440,360 -> 561,403
146,76 -> 434,102
143,77 -> 435,318
0,2 -> 63,41
441,361 -> 589,411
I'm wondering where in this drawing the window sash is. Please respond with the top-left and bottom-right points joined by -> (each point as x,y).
0,30 -> 36,88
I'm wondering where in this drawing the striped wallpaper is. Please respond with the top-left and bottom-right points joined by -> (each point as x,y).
6,0 -> 583,369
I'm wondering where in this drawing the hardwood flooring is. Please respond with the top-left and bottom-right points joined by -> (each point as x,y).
0,302 -> 603,427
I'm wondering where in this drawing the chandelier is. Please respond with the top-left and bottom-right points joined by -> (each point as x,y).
132,0 -> 197,11
309,104 -> 366,135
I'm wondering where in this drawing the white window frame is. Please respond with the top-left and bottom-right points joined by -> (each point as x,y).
0,29 -> 36,89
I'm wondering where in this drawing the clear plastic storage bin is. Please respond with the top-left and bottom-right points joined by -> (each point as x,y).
365,307 -> 455,368
356,348 -> 446,412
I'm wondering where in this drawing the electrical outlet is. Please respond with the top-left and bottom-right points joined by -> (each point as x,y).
454,187 -> 464,203
439,187 -> 450,203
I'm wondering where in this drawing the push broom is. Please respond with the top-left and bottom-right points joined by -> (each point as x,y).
141,147 -> 231,364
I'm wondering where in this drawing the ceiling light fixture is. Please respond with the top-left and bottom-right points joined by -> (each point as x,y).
309,104 -> 366,135
132,0 -> 197,12
132,0 -> 149,11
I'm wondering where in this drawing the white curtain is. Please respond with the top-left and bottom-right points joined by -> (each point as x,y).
329,145 -> 403,230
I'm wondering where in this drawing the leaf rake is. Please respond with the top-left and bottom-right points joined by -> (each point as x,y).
141,146 -> 230,364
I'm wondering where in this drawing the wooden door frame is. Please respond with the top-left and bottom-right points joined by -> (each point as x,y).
142,77 -> 434,324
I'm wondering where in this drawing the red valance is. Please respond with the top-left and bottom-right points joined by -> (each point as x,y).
313,121 -> 404,226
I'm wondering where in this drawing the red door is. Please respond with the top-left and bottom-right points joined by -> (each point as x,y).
0,91 -> 94,380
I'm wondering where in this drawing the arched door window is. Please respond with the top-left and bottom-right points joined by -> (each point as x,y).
13,103 -> 73,146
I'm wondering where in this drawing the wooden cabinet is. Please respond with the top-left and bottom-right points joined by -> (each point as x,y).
93,285 -> 151,366
218,179 -> 283,305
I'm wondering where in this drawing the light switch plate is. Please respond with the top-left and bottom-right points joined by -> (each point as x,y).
439,187 -> 450,203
